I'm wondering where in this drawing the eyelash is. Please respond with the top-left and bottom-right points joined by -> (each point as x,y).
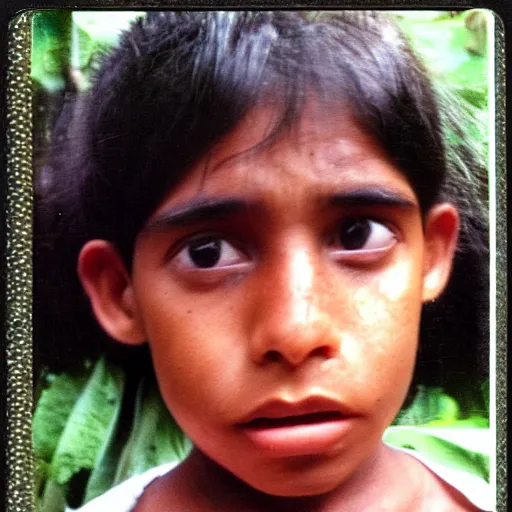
169,217 -> 397,273
327,217 -> 397,260
171,233 -> 249,271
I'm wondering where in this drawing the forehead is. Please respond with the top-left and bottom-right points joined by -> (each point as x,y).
152,104 -> 418,214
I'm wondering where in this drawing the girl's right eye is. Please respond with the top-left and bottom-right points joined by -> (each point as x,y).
173,235 -> 247,270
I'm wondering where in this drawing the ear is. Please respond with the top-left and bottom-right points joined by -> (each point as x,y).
422,203 -> 460,302
77,240 -> 147,345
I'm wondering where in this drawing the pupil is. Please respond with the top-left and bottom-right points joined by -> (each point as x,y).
340,219 -> 371,250
188,238 -> 221,268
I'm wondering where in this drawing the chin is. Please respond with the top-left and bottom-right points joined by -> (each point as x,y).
242,464 -> 345,498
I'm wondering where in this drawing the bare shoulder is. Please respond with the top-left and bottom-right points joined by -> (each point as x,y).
431,478 -> 483,512
390,447 -> 483,512
132,462 -> 217,512
419,463 -> 483,512
132,469 -> 184,512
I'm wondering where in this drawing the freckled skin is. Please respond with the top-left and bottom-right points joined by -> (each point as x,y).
131,106 -> 423,495
85,105 -> 463,510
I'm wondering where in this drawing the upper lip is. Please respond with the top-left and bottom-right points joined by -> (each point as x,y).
238,396 -> 355,426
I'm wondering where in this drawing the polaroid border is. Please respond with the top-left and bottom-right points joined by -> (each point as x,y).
1,1 -> 508,511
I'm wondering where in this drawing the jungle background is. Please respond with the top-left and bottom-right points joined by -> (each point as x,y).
31,10 -> 492,512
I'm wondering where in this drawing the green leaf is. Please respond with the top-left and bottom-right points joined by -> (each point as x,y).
393,386 -> 460,426
31,11 -> 72,92
452,85 -> 488,109
33,369 -> 91,464
35,458 -> 50,500
426,416 -> 489,428
82,406 -> 128,503
384,427 -> 490,481
114,378 -> 191,485
48,358 -> 125,486
37,479 -> 67,512
393,11 -> 488,91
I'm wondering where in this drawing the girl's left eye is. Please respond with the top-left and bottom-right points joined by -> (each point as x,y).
332,218 -> 396,252
173,235 -> 247,270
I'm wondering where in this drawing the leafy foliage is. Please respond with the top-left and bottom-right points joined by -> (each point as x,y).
32,11 -> 142,93
34,360 -> 189,511
383,427 -> 490,481
392,384 -> 489,428
391,11 -> 490,165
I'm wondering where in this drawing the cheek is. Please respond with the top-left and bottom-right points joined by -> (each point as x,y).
138,291 -> 244,420
376,258 -> 422,301
342,263 -> 423,403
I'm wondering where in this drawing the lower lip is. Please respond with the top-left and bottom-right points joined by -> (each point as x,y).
240,417 -> 353,457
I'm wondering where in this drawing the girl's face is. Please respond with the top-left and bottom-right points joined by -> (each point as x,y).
86,104 -> 458,497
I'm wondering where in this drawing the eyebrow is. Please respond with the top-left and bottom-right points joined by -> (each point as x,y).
328,188 -> 417,208
143,198 -> 252,231
143,188 -> 416,232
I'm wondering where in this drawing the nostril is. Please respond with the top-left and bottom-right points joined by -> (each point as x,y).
262,344 -> 334,366
265,350 -> 282,363
310,345 -> 333,359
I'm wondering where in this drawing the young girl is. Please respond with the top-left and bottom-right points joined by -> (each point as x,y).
36,10 -> 491,511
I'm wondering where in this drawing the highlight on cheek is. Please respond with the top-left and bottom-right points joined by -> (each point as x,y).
377,263 -> 417,302
351,286 -> 409,357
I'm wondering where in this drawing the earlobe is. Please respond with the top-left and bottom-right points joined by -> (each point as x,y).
422,204 -> 459,303
77,240 -> 147,345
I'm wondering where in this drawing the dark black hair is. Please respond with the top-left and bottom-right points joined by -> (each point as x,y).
34,11 -> 489,415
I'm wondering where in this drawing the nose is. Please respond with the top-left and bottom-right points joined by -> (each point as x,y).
249,246 -> 341,367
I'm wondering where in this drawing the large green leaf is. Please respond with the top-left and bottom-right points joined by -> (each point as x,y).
384,427 -> 490,481
114,378 -> 191,486
33,369 -> 91,465
37,479 -> 67,512
48,358 -> 125,486
81,409 -> 127,503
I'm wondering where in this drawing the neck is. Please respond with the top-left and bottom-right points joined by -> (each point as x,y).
175,444 -> 425,512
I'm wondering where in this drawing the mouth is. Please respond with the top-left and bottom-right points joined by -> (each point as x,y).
238,397 -> 355,456
244,411 -> 344,429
